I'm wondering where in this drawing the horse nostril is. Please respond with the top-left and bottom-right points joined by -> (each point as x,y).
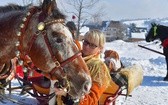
54,81 -> 61,88
61,79 -> 67,87
83,81 -> 91,93
84,84 -> 88,92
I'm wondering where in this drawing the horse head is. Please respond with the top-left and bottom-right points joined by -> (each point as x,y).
146,23 -> 168,42
0,0 -> 91,99
145,23 -> 159,42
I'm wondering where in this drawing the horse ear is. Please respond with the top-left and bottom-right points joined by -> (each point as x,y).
151,22 -> 157,27
42,0 -> 57,15
52,0 -> 57,8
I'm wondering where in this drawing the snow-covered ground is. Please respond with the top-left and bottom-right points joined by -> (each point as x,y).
106,40 -> 168,105
1,40 -> 168,105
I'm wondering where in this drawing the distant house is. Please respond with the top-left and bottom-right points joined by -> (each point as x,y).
76,19 -> 150,41
83,24 -> 101,30
101,21 -> 127,42
131,27 -> 147,33
122,19 -> 148,41
127,27 -> 147,41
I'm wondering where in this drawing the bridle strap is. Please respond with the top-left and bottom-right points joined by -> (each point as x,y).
60,51 -> 81,67
42,31 -> 65,78
27,31 -> 40,53
42,31 -> 82,79
49,51 -> 82,75
17,6 -> 81,81
153,26 -> 157,36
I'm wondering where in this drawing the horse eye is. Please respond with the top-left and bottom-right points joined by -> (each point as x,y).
56,38 -> 63,43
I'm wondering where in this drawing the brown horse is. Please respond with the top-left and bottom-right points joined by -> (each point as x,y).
0,0 -> 91,99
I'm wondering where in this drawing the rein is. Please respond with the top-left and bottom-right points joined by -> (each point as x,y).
15,6 -> 81,86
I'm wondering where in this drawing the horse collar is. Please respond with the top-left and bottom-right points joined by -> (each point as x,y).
15,7 -> 38,67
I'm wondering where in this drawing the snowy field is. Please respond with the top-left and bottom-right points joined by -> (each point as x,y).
1,40 -> 168,105
106,40 -> 168,105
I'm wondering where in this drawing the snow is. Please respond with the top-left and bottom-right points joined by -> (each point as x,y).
105,40 -> 168,105
79,26 -> 89,36
1,40 -> 168,105
131,32 -> 146,39
123,19 -> 149,27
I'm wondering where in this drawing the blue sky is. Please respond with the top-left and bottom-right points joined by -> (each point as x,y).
1,0 -> 168,20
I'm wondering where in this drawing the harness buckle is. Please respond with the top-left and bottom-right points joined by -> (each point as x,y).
55,61 -> 61,68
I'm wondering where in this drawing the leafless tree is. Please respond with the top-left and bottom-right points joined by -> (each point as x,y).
22,0 -> 33,5
22,0 -> 104,39
91,5 -> 105,26
61,0 -> 103,39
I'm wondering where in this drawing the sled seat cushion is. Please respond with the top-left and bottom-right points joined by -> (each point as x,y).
119,64 -> 143,95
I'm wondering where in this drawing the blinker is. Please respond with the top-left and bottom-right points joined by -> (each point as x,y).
37,22 -> 45,31
153,26 -> 157,36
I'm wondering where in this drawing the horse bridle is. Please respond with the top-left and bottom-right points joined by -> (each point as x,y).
15,7 -> 82,88
153,25 -> 157,36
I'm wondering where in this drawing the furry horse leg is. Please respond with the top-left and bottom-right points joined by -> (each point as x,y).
163,48 -> 168,81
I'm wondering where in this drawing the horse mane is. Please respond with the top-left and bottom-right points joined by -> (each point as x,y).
160,25 -> 168,29
0,3 -> 66,19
